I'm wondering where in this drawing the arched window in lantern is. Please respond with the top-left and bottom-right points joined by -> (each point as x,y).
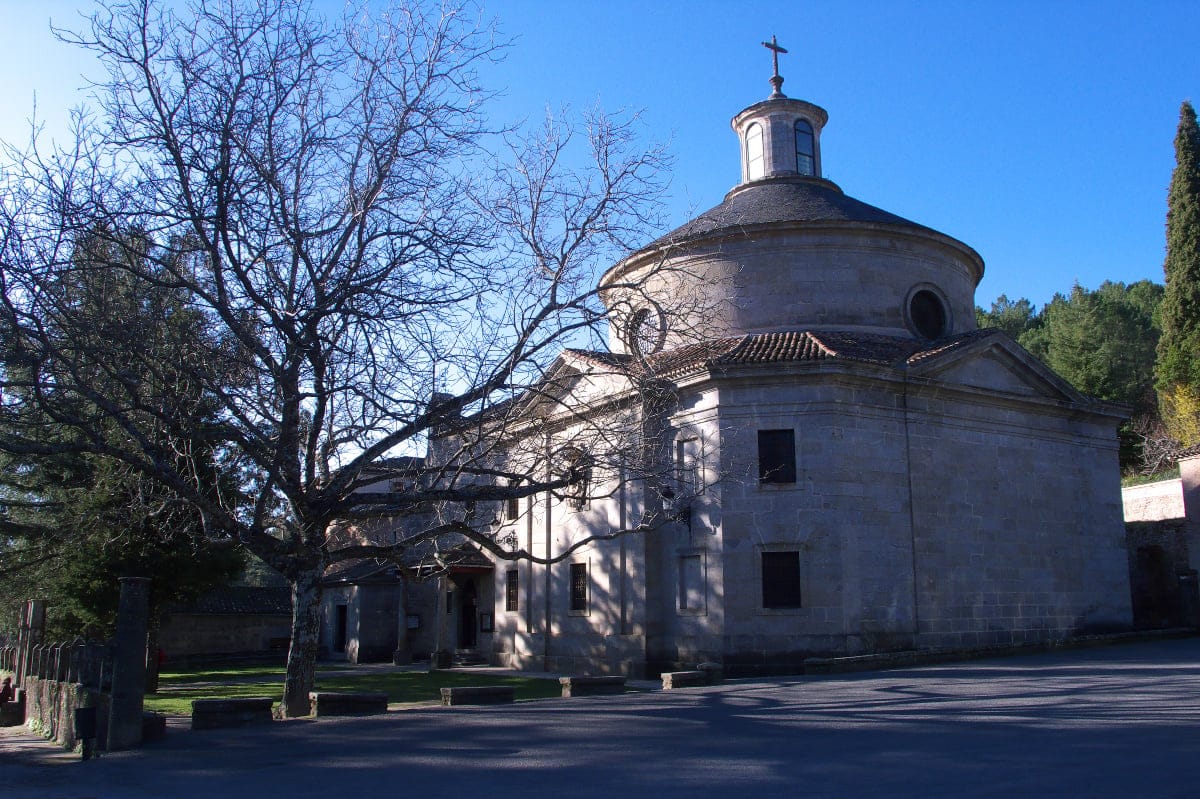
746,122 -> 765,181
795,119 -> 815,176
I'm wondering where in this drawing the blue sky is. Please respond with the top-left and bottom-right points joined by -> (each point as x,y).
3,0 -> 1198,310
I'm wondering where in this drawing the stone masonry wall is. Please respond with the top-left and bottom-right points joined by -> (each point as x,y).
1123,479 -> 1185,523
1125,519 -> 1199,627
715,373 -> 918,672
24,677 -> 109,750
159,613 -> 291,658
707,362 -> 1131,671
907,387 -> 1132,648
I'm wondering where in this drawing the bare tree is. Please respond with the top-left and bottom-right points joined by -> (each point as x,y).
0,0 -> 689,715
1131,413 -> 1185,476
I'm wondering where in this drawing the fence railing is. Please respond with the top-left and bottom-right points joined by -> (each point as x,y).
1,639 -> 113,691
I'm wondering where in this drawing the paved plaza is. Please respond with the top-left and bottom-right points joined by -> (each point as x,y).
3,637 -> 1200,798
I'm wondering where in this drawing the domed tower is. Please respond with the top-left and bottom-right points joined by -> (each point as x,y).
601,39 -> 984,356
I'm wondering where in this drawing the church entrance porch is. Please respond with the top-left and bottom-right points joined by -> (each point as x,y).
431,559 -> 494,666
458,578 -> 478,649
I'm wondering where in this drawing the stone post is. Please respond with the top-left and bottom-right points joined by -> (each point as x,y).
15,600 -> 46,688
106,577 -> 150,751
430,577 -> 450,670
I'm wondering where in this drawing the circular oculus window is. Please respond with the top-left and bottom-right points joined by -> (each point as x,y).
908,289 -> 949,339
627,307 -> 665,356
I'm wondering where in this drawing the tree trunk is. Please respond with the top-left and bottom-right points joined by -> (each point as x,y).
144,612 -> 162,694
281,566 -> 323,718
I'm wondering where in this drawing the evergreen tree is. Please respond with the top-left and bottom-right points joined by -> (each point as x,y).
1012,281 -> 1162,470
0,231 -> 244,684
975,294 -> 1039,341
1019,282 -> 1161,412
1156,101 -> 1200,446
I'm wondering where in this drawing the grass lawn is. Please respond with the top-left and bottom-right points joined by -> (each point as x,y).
146,666 -> 562,716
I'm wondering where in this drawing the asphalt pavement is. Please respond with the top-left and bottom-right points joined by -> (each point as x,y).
3,637 -> 1200,798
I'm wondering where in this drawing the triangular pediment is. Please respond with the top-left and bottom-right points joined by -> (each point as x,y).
517,350 -> 638,416
909,334 -> 1084,403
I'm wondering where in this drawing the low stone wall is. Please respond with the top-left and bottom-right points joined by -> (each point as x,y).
309,692 -> 388,717
191,697 -> 275,730
440,686 -> 514,706
661,671 -> 707,689
803,629 -> 1199,674
1123,479 -> 1185,522
24,677 -> 108,750
559,676 -> 626,697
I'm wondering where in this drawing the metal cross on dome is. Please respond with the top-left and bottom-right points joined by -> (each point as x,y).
762,35 -> 788,98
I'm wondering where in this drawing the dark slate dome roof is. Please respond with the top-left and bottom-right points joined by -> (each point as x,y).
642,175 -> 936,252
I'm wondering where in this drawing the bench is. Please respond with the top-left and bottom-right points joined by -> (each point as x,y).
559,676 -> 626,698
440,686 -> 515,706
309,691 -> 389,717
660,670 -> 707,690
191,697 -> 275,730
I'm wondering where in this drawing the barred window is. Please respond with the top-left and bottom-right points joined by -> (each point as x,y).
505,569 -> 519,612
569,562 -> 588,613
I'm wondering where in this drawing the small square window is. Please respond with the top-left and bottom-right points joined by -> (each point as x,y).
758,429 -> 796,484
569,562 -> 588,613
761,551 -> 802,608
505,569 -> 519,612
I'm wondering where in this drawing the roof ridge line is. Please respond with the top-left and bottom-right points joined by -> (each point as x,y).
799,329 -> 838,358
710,334 -> 755,366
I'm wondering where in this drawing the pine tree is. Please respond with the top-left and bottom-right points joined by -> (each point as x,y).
0,231 -> 244,677
1156,101 -> 1200,446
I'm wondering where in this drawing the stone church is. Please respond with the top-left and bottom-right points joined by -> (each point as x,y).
321,52 -> 1134,675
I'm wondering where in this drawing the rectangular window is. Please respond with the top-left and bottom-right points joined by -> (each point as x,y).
675,437 -> 700,495
679,554 -> 704,611
569,562 -> 588,613
505,569 -> 519,612
505,494 -> 520,522
758,429 -> 796,484
761,551 -> 802,608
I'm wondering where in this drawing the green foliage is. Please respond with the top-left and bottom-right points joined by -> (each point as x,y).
1120,464 -> 1180,488
0,230 -> 244,639
975,294 -> 1039,340
978,281 -> 1164,471
1156,101 -> 1200,445
1018,281 -> 1162,413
